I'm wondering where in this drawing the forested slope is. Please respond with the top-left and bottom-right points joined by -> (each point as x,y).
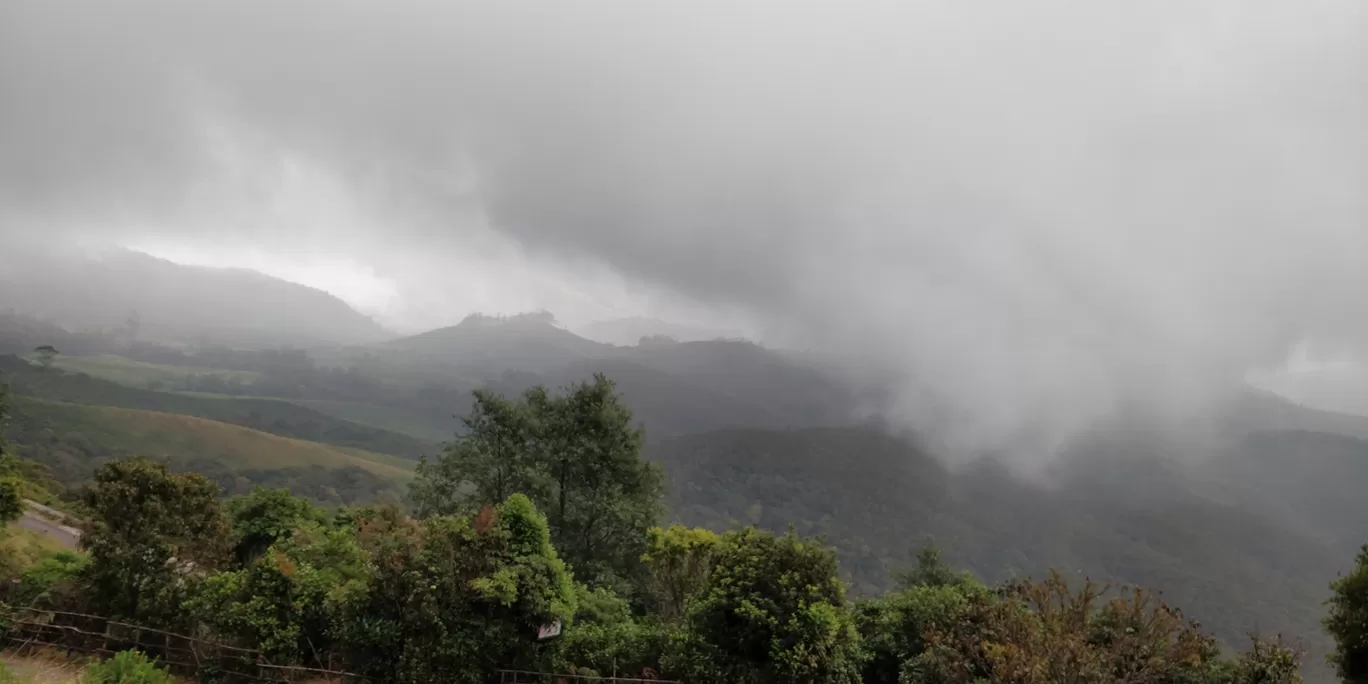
4,311 -> 1368,681
649,425 -> 1352,678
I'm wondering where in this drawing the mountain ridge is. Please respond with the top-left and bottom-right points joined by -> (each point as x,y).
0,247 -> 391,348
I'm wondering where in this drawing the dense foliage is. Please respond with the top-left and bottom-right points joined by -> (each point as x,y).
0,385 -> 24,525
666,527 -> 863,684
78,457 -> 231,627
1327,545 -> 1368,683
0,368 -> 1342,684
78,650 -> 175,684
642,524 -> 718,623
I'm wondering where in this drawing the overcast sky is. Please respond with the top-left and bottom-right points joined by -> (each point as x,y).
2,0 -> 1364,453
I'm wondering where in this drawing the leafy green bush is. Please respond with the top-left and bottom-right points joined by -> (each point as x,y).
79,650 -> 174,684
0,475 -> 25,524
224,486 -> 326,567
188,523 -> 368,665
13,549 -> 87,609
1326,544 -> 1368,683
855,582 -> 982,683
641,525 -> 718,624
80,458 -> 231,629
665,527 -> 863,684
906,572 -> 1303,684
556,585 -> 669,678
335,493 -> 577,684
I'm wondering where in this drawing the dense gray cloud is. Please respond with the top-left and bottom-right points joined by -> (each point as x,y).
2,0 -> 1365,458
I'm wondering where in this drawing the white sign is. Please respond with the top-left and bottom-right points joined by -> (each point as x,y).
536,619 -> 562,640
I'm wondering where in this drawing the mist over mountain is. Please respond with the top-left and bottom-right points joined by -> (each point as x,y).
0,246 -> 391,348
384,311 -> 611,373
3,0 -> 1362,465
1,2 -> 1366,680
5,303 -> 1368,679
574,316 -> 747,346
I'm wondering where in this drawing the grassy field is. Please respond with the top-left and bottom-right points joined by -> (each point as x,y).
15,400 -> 415,484
172,394 -> 457,442
293,398 -> 459,442
4,363 -> 435,459
46,354 -> 262,388
1,524 -> 73,565
0,651 -> 89,684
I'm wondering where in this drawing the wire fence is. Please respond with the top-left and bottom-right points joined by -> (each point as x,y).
0,605 -> 680,684
0,606 -> 365,683
496,670 -> 677,684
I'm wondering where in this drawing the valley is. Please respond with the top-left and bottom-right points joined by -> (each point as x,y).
0,306 -> 1364,681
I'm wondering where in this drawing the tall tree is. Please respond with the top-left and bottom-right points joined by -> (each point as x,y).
412,374 -> 663,589
32,345 -> 58,370
893,543 -> 974,590
642,525 -> 718,624
411,388 -> 547,515
1327,545 -> 1368,683
80,457 -> 231,626
541,375 -> 663,589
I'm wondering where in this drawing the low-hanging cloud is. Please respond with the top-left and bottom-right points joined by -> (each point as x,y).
2,0 -> 1365,458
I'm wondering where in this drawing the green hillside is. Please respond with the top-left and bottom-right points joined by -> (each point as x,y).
4,313 -> 1366,681
46,353 -> 264,388
292,398 -> 458,442
0,355 -> 437,459
7,398 -> 413,506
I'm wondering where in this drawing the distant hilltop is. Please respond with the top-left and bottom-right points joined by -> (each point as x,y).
575,315 -> 749,346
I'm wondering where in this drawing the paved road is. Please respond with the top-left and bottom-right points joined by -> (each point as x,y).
14,503 -> 81,549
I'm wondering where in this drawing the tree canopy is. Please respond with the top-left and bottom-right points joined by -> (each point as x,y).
0,371 -> 1325,683
667,527 -> 863,684
79,457 -> 231,626
412,374 -> 663,591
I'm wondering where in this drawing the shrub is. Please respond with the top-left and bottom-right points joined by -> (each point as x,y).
666,527 -> 862,684
79,650 -> 174,684
557,585 -> 669,678
13,549 -> 88,609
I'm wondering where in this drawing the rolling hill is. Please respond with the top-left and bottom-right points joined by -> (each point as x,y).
383,311 -> 612,373
380,314 -> 857,435
0,247 -> 391,347
7,306 -> 1368,681
0,355 -> 437,458
7,398 -> 412,506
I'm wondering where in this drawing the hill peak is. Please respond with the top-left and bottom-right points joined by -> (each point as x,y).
456,310 -> 560,330
0,246 -> 391,348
